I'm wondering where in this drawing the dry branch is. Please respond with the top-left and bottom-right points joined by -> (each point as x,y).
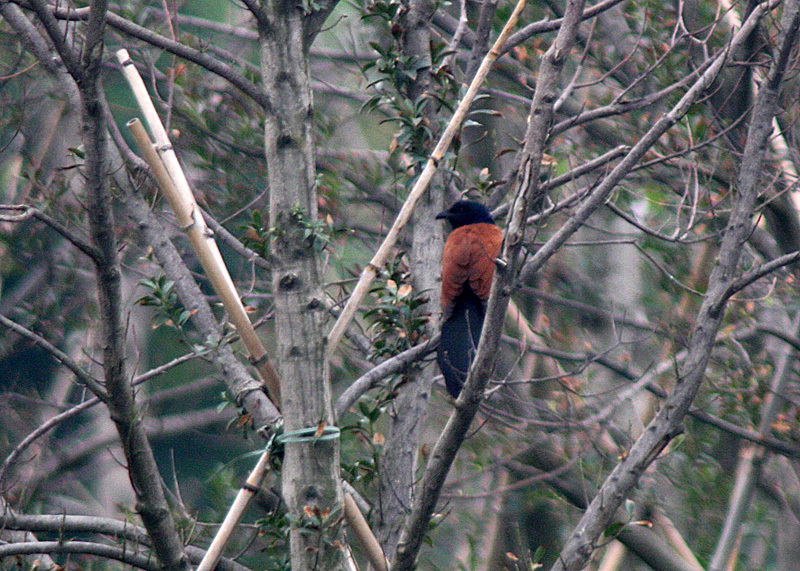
551,0 -> 795,567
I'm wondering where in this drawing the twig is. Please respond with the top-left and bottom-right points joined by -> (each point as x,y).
0,350 -> 199,488
51,6 -> 267,107
442,0 -> 469,74
0,314 -> 105,398
0,204 -> 101,261
502,0 -> 626,56
203,209 -> 271,271
723,249 -> 800,301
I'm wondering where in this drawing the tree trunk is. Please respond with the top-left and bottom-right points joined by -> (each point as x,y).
259,1 -> 346,569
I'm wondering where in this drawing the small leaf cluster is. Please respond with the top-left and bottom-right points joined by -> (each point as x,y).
255,509 -> 291,571
364,253 -> 429,359
272,205 -> 344,253
359,0 -> 459,171
240,209 -> 271,259
286,205 -> 339,252
137,275 -> 193,331
286,504 -> 346,557
340,391 -> 397,487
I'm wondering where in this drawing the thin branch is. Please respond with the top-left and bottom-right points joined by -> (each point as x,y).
334,338 -> 436,419
465,0 -> 499,80
550,66 -> 703,138
42,5 -> 269,108
519,286 -> 659,332
203,209 -> 272,271
23,0 -> 82,80
551,1 -> 796,567
501,0 -> 627,56
0,513 -> 252,570
0,351 -> 199,488
0,313 -> 105,398
0,541 -> 161,571
443,0 -> 469,74
516,19 -> 738,295
519,338 -> 800,458
0,204 -> 101,261
238,0 -> 270,29
723,249 -> 800,301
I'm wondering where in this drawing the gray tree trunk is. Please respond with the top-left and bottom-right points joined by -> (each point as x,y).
259,1 -> 346,569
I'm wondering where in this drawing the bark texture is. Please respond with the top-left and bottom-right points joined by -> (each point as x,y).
259,1 -> 346,569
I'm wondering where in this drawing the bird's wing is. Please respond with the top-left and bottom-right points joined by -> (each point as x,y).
441,223 -> 503,317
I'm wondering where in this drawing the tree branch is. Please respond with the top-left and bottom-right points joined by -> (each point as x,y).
23,0 -> 83,80
0,313 -> 105,398
0,351 -> 200,489
551,1 -> 796,567
74,8 -> 192,568
0,512 -> 253,570
0,540 -> 161,571
38,4 -> 269,108
501,0 -> 627,56
0,204 -> 101,261
723,249 -> 800,301
335,338 -> 436,420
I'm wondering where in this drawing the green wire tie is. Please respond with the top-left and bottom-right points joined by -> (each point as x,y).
274,425 -> 340,445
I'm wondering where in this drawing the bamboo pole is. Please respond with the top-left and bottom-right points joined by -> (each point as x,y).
196,448 -> 273,571
344,493 -> 388,571
118,49 -> 281,406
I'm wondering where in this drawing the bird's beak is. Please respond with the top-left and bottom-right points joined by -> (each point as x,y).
435,209 -> 449,220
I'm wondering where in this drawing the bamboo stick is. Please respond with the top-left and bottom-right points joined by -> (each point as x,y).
118,49 -> 281,406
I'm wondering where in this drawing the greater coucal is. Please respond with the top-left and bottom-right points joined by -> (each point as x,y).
436,200 -> 503,398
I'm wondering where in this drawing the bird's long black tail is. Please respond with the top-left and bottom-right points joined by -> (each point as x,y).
437,288 -> 485,398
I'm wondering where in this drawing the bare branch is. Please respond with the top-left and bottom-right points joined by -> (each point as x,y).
723,249 -> 800,301
42,5 -> 269,108
551,1 -> 797,567
23,0 -> 82,79
0,513 -> 252,570
334,338 -> 436,419
0,540 -> 161,571
0,351 -> 200,488
501,0 -> 627,56
0,313 -> 105,398
0,204 -> 101,261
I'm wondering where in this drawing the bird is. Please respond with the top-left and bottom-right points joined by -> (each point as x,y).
436,200 -> 503,398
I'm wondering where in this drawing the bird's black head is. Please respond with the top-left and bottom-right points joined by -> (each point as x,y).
436,200 -> 495,229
